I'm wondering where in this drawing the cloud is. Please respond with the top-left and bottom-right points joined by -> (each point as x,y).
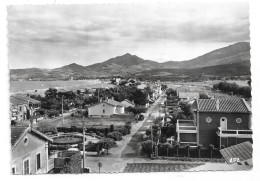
7,2 -> 250,69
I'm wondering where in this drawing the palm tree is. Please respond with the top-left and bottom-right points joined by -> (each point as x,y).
209,144 -> 215,158
197,144 -> 202,158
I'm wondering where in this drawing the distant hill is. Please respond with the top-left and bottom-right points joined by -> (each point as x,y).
9,42 -> 251,81
160,42 -> 250,68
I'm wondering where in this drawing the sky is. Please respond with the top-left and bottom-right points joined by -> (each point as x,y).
8,1 -> 250,69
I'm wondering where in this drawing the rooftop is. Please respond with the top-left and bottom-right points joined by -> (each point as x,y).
220,141 -> 252,164
193,98 -> 251,113
178,92 -> 199,99
10,95 -> 41,105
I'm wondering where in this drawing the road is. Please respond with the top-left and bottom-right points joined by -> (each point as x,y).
83,94 -> 167,173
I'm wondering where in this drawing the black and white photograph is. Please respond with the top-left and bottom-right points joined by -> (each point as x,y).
4,0 -> 258,176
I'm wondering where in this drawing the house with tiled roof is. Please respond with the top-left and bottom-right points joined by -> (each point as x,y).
176,98 -> 252,148
220,141 -> 252,165
11,125 -> 53,174
88,98 -> 125,117
121,99 -> 135,107
10,95 -> 41,122
178,92 -> 199,101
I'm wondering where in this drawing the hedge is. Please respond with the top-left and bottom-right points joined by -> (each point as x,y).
156,144 -> 222,158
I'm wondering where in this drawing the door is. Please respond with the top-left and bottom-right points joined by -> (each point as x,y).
220,117 -> 227,130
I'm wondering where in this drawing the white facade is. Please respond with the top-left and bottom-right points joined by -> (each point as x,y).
121,100 -> 135,107
88,102 -> 124,117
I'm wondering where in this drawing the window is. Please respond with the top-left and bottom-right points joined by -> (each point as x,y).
19,106 -> 22,112
236,118 -> 242,124
206,117 -> 212,123
221,117 -> 227,122
12,166 -> 16,174
103,109 -> 105,114
24,137 -> 28,146
36,153 -> 41,170
23,158 -> 30,175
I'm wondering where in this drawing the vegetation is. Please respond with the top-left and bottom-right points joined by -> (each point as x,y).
61,152 -> 82,174
178,102 -> 194,120
97,138 -> 117,155
107,131 -> 123,141
125,106 -> 147,114
141,140 -> 156,154
37,121 -> 58,134
213,81 -> 251,98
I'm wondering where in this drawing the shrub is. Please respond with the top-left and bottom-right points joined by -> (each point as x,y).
107,131 -> 123,141
37,121 -> 58,134
115,126 -> 129,136
49,144 -> 72,151
62,152 -> 82,174
141,140 -> 156,154
99,133 -> 105,137
109,124 -> 114,132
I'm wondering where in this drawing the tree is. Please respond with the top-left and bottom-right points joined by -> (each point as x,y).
97,138 -> 117,155
178,102 -> 194,120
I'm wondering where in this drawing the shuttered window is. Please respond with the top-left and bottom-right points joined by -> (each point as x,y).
36,153 -> 41,170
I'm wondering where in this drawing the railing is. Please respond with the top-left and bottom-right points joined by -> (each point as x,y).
176,119 -> 197,133
217,127 -> 253,138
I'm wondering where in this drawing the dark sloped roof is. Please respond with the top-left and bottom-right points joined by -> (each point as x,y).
10,95 -> 41,105
107,99 -> 125,107
220,141 -> 252,164
194,98 -> 251,113
11,126 -> 53,149
11,126 -> 28,146
88,101 -> 116,108
10,96 -> 28,106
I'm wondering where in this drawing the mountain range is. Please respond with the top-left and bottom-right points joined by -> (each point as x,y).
10,42 -> 251,81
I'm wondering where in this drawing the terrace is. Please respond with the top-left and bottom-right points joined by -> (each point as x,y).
216,127 -> 253,138
176,119 -> 198,146
176,119 -> 197,133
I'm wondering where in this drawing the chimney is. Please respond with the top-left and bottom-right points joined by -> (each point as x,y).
216,99 -> 219,111
111,97 -> 114,100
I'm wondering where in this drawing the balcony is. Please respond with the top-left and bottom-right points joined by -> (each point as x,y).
176,119 -> 197,133
216,127 -> 253,138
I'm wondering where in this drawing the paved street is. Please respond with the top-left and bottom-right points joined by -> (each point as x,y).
83,94 -> 169,173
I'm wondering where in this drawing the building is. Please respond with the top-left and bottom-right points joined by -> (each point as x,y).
10,95 -> 41,122
11,126 -> 53,174
176,98 -> 252,148
121,99 -> 135,107
220,141 -> 252,166
178,92 -> 199,101
88,98 -> 125,117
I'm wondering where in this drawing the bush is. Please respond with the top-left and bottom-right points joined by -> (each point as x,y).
109,124 -> 114,132
49,144 -> 72,151
141,140 -> 156,154
62,152 -> 82,174
107,131 -> 123,141
116,126 -> 129,136
37,121 -> 58,134
47,109 -> 60,118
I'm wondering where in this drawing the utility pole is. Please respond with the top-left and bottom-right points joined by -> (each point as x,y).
82,116 -> 86,173
151,125 -> 153,158
62,96 -> 64,125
